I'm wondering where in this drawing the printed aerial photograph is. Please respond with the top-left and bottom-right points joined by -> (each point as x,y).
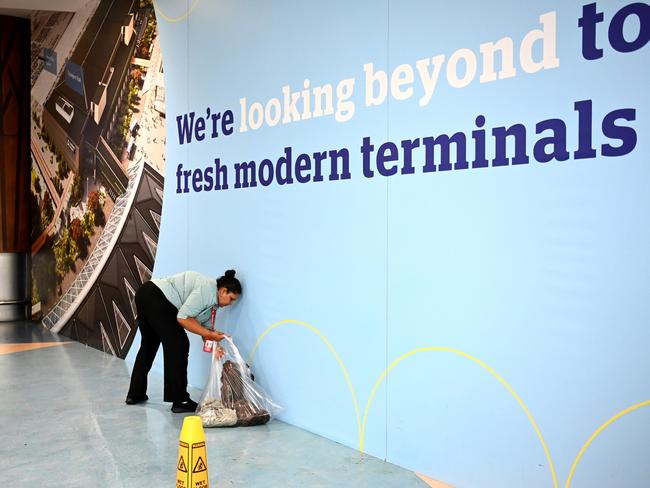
29,0 -> 165,358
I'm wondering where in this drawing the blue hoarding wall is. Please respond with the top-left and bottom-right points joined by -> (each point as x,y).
131,1 -> 650,486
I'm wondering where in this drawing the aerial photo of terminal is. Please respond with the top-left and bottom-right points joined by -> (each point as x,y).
30,0 -> 165,357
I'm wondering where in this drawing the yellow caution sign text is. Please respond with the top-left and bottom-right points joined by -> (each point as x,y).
176,416 -> 209,488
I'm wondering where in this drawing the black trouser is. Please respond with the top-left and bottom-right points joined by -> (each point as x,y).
127,281 -> 190,403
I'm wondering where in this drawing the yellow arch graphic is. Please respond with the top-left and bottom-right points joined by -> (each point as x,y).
153,0 -> 201,23
565,400 -> 650,488
248,319 -> 362,438
360,347 -> 558,488
249,321 -> 557,487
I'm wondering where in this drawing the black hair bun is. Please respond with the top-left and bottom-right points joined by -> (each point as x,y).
225,269 -> 236,278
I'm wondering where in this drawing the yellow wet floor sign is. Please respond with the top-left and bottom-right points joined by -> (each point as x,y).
177,416 -> 209,487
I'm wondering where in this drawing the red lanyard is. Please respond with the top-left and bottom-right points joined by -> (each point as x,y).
204,306 -> 218,354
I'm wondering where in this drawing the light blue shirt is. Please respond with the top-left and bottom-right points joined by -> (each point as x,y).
151,271 -> 217,328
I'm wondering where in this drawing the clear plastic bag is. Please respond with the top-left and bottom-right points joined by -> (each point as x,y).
196,336 -> 280,428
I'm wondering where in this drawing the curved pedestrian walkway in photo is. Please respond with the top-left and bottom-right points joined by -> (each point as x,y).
42,161 -> 145,334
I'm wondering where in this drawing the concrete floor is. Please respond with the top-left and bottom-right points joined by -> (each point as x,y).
0,321 -> 430,487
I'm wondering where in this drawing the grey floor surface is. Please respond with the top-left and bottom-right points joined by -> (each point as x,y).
0,321 -> 428,487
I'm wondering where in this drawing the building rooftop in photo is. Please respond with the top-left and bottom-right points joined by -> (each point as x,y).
43,0 -> 138,147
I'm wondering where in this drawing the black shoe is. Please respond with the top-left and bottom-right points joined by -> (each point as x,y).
171,398 -> 198,413
125,394 -> 149,405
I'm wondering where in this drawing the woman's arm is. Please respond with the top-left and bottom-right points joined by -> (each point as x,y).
177,317 -> 227,341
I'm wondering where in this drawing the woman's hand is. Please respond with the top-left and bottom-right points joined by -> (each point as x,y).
205,330 -> 228,342
177,317 -> 228,342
